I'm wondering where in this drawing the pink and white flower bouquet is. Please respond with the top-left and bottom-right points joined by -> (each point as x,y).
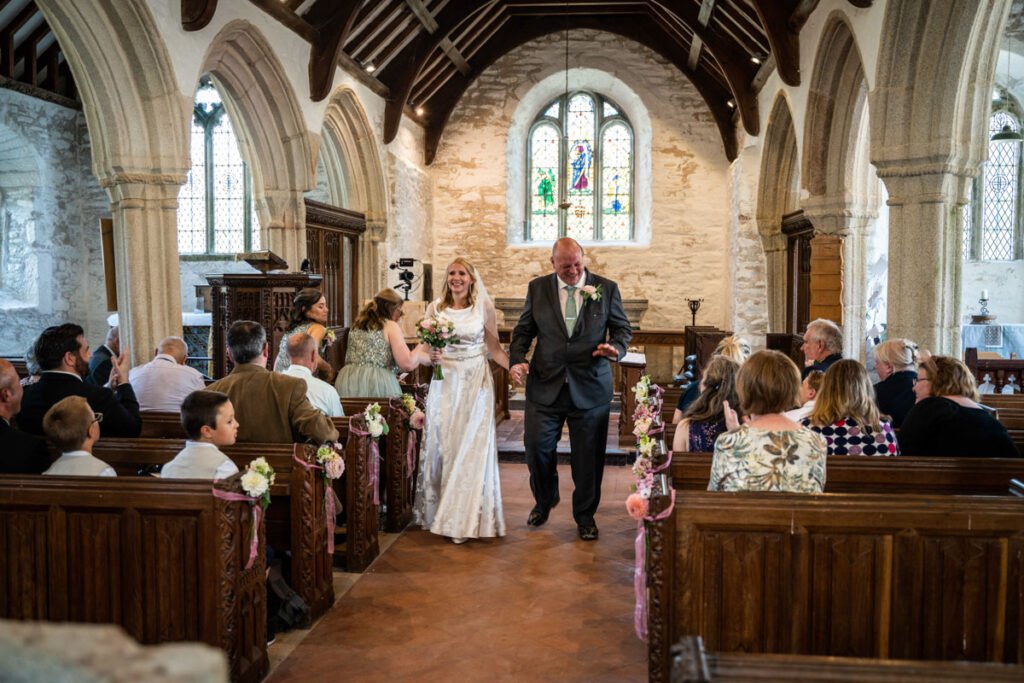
316,443 -> 346,480
240,457 -> 275,510
417,314 -> 457,380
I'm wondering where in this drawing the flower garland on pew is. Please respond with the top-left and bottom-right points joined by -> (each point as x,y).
625,375 -> 677,642
348,403 -> 389,505
212,458 -> 276,570
290,443 -> 346,554
398,393 -> 426,477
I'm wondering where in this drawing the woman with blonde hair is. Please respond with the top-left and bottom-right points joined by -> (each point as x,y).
900,355 -> 1019,457
413,257 -> 509,543
674,335 -> 750,422
873,338 -> 918,427
335,288 -> 432,398
802,360 -> 899,456
672,356 -> 739,453
708,350 -> 827,492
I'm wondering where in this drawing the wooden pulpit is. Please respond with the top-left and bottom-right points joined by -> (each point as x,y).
206,253 -> 322,378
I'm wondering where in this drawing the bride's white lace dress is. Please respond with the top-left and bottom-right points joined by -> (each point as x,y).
412,303 -> 506,539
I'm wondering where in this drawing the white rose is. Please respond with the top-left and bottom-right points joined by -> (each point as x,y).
368,419 -> 384,438
241,471 -> 268,498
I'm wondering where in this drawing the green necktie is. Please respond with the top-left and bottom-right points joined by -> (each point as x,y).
564,285 -> 578,334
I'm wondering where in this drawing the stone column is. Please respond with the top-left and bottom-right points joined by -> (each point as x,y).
361,219 -> 387,300
104,178 -> 184,367
260,189 -> 306,270
876,171 -> 967,355
759,232 -> 788,333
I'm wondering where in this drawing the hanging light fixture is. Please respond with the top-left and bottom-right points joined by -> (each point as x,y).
992,33 -> 1023,142
558,3 -> 572,211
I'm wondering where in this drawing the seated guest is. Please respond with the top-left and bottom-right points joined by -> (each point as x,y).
672,356 -> 739,453
708,350 -> 827,492
20,323 -> 141,438
0,358 -> 49,474
900,355 -> 1019,458
161,390 -> 240,480
800,318 -> 843,379
336,288 -> 431,398
674,336 -> 750,422
281,333 -> 344,417
21,341 -> 40,386
783,370 -> 823,422
128,336 -> 206,411
801,360 -> 899,456
87,325 -> 119,386
873,338 -> 918,428
208,321 -> 338,444
41,396 -> 114,477
273,288 -> 335,381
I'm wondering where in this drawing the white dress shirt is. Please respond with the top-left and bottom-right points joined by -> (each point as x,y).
161,441 -> 239,480
784,399 -> 816,423
128,354 -> 206,412
44,450 -> 116,477
282,364 -> 344,418
556,273 -> 585,325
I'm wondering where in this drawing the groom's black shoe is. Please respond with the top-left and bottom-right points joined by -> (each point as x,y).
527,507 -> 550,527
577,525 -> 599,541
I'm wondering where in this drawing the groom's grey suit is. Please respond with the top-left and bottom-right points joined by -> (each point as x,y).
509,270 -> 632,527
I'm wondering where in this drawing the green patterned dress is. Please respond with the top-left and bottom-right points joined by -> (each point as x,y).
334,328 -> 401,398
708,425 -> 827,493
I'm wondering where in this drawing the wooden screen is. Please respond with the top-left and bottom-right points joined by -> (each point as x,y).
783,210 -> 813,335
305,199 -> 365,327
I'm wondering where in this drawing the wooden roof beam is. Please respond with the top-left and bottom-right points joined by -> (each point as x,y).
0,1 -> 38,77
750,0 -> 802,87
181,0 -> 218,31
306,0 -> 363,101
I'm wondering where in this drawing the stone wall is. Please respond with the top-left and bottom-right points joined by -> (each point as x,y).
962,260 -> 1024,323
429,30 -> 733,331
0,88 -> 109,356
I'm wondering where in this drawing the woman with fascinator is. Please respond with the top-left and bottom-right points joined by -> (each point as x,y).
412,257 -> 509,544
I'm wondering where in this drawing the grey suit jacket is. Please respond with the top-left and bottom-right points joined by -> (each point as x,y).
509,271 -> 632,409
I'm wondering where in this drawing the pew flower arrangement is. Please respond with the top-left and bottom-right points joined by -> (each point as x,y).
400,393 -> 426,430
241,457 -> 275,510
364,403 -> 389,438
417,314 -> 457,380
315,443 -> 346,480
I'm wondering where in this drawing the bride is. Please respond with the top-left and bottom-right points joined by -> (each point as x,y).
412,257 -> 509,543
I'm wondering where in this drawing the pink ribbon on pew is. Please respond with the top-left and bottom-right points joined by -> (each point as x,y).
211,488 -> 261,570
291,447 -> 338,555
349,419 -> 381,506
634,488 -> 676,642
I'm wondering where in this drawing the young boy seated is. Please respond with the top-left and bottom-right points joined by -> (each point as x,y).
783,370 -> 824,422
161,390 -> 240,480
42,396 -> 115,477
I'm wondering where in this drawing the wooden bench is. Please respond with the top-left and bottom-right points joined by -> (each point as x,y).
0,474 -> 267,683
645,489 -> 1024,681
966,348 -> 1024,393
669,635 -> 1024,682
669,452 -> 1024,495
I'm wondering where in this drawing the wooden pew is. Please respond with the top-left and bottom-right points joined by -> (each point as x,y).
645,489 -> 1024,681
338,399 -> 418,533
669,635 -> 1024,682
669,452 -> 1024,495
0,474 -> 267,683
966,348 -> 1024,393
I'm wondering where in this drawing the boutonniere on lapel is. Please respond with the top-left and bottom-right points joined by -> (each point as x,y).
580,284 -> 602,302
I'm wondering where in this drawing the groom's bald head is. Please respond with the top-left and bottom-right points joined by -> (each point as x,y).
551,238 -> 585,285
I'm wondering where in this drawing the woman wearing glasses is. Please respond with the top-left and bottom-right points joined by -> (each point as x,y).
899,355 -> 1019,458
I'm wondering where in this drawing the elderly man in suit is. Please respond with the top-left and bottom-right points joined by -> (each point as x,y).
800,318 -> 844,379
208,321 -> 338,444
0,358 -> 49,473
20,323 -> 141,438
509,238 -> 632,541
87,325 -> 119,386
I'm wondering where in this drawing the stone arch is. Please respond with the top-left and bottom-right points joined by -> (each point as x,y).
35,0 -> 191,366
320,87 -> 390,298
200,20 -> 318,269
871,0 -> 1011,354
801,12 -> 879,361
756,93 -> 799,333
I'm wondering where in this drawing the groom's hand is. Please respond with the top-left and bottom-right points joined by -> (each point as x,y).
510,363 -> 529,385
592,343 -> 618,359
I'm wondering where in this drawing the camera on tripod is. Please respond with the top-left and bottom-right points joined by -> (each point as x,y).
389,258 -> 418,300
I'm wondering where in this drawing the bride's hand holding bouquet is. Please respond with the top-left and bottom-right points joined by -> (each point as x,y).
417,314 -> 457,380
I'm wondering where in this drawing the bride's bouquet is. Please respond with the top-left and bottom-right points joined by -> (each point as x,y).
417,314 -> 457,380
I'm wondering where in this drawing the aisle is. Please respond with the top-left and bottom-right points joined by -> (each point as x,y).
267,463 -> 646,682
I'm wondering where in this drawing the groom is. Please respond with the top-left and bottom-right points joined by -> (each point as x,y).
509,238 -> 632,541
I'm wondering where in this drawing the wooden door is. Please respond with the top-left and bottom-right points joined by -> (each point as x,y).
783,211 -> 813,335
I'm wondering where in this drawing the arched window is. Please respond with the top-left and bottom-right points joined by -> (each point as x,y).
964,96 -> 1024,261
527,91 -> 633,242
177,79 -> 260,255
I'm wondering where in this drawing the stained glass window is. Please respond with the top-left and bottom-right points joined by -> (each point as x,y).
177,80 -> 260,255
526,91 -> 633,241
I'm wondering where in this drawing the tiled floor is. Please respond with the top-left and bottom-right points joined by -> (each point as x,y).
266,463 -> 646,682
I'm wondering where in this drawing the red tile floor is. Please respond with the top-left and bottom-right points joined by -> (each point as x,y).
266,462 -> 646,682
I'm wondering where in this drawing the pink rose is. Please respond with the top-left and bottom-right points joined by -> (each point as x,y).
625,493 -> 649,521
325,457 -> 345,479
581,285 -> 596,296
410,409 -> 425,429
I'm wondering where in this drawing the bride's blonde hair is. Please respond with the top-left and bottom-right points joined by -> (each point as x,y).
438,257 -> 478,311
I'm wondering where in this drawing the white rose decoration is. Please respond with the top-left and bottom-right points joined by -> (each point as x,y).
241,471 -> 269,498
368,419 -> 384,438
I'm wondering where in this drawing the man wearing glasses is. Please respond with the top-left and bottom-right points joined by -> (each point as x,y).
41,396 -> 116,477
